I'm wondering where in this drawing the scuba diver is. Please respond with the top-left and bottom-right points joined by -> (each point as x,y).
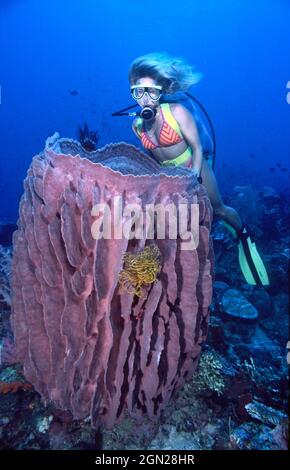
113,52 -> 269,286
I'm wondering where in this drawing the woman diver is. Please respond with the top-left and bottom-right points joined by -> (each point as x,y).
128,52 -> 269,286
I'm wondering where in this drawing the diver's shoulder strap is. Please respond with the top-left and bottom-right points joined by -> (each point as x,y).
161,103 -> 183,137
134,117 -> 143,138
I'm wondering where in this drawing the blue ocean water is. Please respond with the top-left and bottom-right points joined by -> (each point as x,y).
0,0 -> 289,222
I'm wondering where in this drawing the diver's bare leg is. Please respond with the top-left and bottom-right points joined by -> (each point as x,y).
200,159 -> 243,232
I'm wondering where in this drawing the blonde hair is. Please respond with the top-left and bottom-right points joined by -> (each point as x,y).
128,51 -> 202,94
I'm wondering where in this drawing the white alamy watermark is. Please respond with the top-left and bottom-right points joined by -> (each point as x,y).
91,196 -> 200,251
286,81 -> 290,104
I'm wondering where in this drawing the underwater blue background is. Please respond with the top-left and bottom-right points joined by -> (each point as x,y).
0,0 -> 289,222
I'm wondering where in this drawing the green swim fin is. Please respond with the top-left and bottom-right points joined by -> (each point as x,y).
223,222 -> 270,286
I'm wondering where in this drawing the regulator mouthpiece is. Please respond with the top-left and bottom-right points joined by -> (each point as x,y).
140,106 -> 156,121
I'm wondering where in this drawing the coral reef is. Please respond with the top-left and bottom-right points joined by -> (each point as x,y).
0,181 -> 288,450
10,133 -> 214,429
245,400 -> 287,427
221,289 -> 258,320
0,245 -> 12,308
191,350 -> 225,396
0,380 -> 32,394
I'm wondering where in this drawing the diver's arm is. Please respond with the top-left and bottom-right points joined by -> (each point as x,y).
171,104 -> 203,176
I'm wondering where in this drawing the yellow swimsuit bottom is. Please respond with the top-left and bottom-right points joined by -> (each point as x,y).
160,146 -> 193,167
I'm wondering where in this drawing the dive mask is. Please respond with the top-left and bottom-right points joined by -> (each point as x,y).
131,85 -> 162,101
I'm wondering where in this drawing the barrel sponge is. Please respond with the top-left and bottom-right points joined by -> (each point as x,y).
11,133 -> 214,429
